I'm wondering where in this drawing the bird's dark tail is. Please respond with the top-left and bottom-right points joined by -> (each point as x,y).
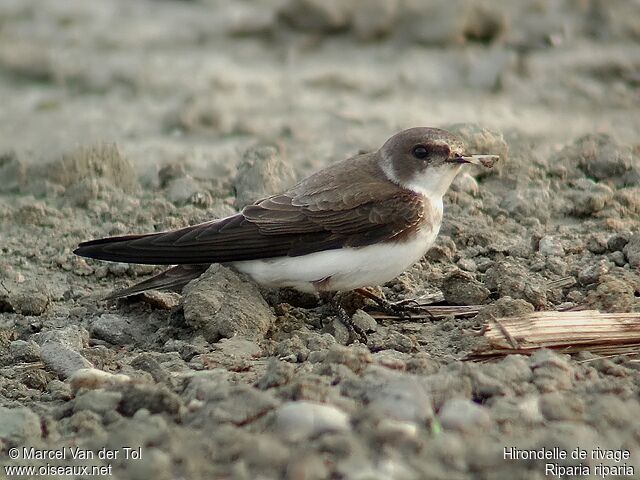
72,214 -> 274,264
104,264 -> 210,300
74,232 -> 180,265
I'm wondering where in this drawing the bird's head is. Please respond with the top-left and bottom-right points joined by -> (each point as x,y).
378,127 -> 498,198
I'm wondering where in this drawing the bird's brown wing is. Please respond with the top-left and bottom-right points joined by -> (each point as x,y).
74,191 -> 425,264
74,154 -> 426,265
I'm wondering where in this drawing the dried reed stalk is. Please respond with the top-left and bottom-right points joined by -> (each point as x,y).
370,304 -> 483,320
469,310 -> 640,359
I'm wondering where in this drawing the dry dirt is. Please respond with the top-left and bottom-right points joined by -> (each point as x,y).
1,1 -> 640,479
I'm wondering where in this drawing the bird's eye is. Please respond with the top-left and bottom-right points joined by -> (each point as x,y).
412,145 -> 429,159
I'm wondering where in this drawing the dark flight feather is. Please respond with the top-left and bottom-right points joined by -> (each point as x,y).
74,153 -> 426,266
103,264 -> 210,300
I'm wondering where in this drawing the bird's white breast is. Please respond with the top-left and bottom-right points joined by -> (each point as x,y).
232,200 -> 443,293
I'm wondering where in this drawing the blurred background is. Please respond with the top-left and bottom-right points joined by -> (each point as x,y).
1,0 -> 638,185
1,3 -> 640,479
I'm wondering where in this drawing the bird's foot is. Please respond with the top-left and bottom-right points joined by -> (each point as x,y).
354,288 -> 430,319
320,292 -> 368,344
334,302 -> 368,345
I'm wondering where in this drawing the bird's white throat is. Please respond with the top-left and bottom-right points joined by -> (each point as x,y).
400,164 -> 463,199
379,153 -> 463,204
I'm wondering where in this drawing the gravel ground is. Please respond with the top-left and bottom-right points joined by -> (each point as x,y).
1,1 -> 640,479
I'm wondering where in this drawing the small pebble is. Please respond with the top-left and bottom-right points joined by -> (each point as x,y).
165,176 -> 200,205
457,258 -> 477,272
351,309 -> 378,333
323,345 -> 372,372
607,233 -> 629,252
141,291 -> 181,310
608,251 -> 627,267
41,342 -> 93,379
9,288 -> 50,316
279,0 -> 352,33
0,406 -> 42,445
538,236 -> 564,256
365,372 -> 433,424
322,318 -> 351,345
438,398 -> 492,433
539,392 -> 585,422
32,325 -> 89,351
73,389 -> 123,415
9,339 -> 41,362
69,368 -> 131,393
117,383 -> 182,417
353,0 -> 397,39
376,418 -> 419,438
441,269 -> 490,305
370,332 -> 415,353
130,353 -> 171,385
623,233 -> 640,268
274,401 -> 350,441
475,257 -> 494,272
256,358 -> 295,390
545,256 -> 567,275
578,261 -> 610,286
47,379 -> 72,401
586,235 -> 608,254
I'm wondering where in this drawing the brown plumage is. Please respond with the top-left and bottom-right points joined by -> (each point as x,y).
75,127 -> 496,298
75,152 -> 424,265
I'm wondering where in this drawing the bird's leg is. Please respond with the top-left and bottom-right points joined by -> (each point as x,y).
354,287 -> 426,319
319,292 -> 368,344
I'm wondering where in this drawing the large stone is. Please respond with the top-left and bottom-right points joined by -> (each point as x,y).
182,264 -> 276,343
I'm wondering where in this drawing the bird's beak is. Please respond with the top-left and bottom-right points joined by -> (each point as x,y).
448,154 -> 499,168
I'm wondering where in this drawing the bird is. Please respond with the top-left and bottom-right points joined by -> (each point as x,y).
74,127 -> 498,303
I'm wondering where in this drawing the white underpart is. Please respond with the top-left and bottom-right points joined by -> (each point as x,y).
233,158 -> 463,293
232,222 -> 441,293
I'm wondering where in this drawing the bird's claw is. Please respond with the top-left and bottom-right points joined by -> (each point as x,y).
334,306 -> 368,344
354,288 -> 425,319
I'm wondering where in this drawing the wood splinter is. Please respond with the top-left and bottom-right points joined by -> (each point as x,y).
468,310 -> 640,360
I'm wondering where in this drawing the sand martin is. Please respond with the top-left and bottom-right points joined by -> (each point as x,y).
74,127 -> 497,299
